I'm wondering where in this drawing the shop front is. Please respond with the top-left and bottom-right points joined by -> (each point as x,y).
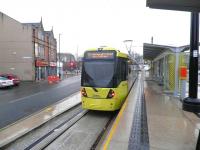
48,62 -> 57,76
35,60 -> 48,81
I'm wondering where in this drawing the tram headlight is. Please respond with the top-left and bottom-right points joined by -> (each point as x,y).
107,89 -> 115,98
81,88 -> 87,97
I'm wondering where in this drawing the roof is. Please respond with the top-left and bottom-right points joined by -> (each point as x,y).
22,19 -> 44,30
86,47 -> 128,59
143,43 -> 174,60
178,44 -> 200,52
143,42 -> 200,61
143,43 -> 178,60
146,0 -> 200,12
23,23 -> 40,27
87,47 -> 118,51
23,21 -> 56,40
45,30 -> 55,39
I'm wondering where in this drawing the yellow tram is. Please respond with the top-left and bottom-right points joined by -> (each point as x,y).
81,47 -> 138,111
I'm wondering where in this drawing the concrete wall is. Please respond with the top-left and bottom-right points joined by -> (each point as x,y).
0,12 -> 34,80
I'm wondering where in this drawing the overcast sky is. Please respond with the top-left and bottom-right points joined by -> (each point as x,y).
0,0 -> 190,55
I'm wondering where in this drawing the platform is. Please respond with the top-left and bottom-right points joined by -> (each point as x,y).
101,71 -> 200,150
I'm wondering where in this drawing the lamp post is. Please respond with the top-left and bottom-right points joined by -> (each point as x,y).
123,40 -> 133,57
183,12 -> 200,112
58,33 -> 61,79
76,45 -> 79,74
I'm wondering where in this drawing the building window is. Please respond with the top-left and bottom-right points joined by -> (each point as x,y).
35,43 -> 45,59
35,43 -> 39,57
39,45 -> 45,59
33,29 -> 35,37
38,31 -> 44,41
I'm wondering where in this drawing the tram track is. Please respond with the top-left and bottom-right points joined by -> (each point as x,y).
28,110 -> 116,150
4,103 -> 117,150
44,111 -> 117,150
3,104 -> 85,150
25,109 -> 88,150
90,113 -> 115,150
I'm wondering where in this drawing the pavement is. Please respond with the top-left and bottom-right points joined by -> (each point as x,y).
0,75 -> 81,129
145,80 -> 199,150
100,71 -> 200,150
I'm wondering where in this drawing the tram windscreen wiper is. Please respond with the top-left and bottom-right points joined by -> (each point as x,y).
92,87 -> 98,92
83,71 -> 96,87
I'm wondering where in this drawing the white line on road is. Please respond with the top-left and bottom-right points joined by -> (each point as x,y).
8,77 -> 80,104
9,92 -> 43,104
54,79 -> 81,89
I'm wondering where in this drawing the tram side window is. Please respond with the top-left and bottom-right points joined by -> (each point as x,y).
121,60 -> 127,80
116,58 -> 128,85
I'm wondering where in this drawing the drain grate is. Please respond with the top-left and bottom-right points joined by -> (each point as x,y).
128,83 -> 149,150
140,94 -> 149,149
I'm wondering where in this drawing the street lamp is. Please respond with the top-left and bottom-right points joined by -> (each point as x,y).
123,40 -> 133,56
58,33 -> 61,78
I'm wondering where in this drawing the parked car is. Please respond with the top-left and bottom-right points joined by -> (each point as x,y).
0,77 -> 14,88
0,74 -> 20,86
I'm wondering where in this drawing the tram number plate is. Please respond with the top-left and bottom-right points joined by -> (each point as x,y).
93,94 -> 100,98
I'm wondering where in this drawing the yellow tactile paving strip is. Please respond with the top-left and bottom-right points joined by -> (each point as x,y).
102,75 -> 142,150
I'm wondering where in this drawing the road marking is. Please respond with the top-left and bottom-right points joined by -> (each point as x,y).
8,77 -> 80,104
103,98 -> 128,150
45,107 -> 53,112
54,79 -> 80,89
9,92 -> 43,104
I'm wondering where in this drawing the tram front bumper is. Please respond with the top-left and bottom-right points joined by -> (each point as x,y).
81,97 -> 120,111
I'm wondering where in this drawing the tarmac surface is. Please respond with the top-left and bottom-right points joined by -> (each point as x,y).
0,76 -> 81,129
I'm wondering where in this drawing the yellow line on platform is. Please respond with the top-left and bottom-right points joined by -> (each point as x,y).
103,99 -> 128,150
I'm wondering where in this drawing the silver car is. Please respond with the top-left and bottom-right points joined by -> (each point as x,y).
0,77 -> 14,88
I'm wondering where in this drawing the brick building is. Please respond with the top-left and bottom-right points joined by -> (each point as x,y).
24,20 -> 57,80
0,12 -> 57,81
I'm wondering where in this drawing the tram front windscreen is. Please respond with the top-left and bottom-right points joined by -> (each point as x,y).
81,60 -> 115,88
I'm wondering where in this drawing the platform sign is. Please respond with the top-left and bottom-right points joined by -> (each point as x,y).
147,0 -> 200,12
179,66 -> 187,80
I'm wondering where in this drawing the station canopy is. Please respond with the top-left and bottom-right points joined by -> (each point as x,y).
146,0 -> 200,12
143,43 -> 193,61
143,43 -> 176,61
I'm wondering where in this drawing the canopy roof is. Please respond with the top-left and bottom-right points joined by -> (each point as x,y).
143,43 -> 193,61
143,43 -> 176,60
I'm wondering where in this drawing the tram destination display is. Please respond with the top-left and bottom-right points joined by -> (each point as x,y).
85,51 -> 115,59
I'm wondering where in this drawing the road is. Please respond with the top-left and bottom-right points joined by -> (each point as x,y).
0,76 -> 81,129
